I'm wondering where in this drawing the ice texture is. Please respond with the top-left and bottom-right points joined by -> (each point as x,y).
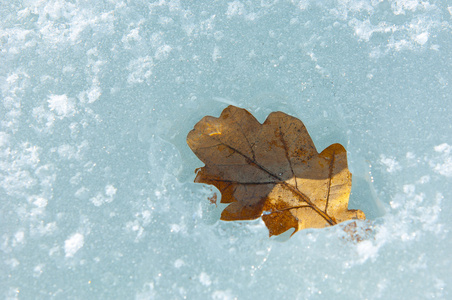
1,1 -> 451,299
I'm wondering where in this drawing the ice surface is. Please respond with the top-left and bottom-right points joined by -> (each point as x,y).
1,0 -> 451,299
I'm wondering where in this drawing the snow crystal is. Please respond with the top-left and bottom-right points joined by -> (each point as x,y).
170,223 -> 183,233
47,94 -> 75,117
127,56 -> 153,84
417,175 -> 430,184
90,193 -> 105,206
434,143 -> 452,154
406,152 -> 416,160
64,233 -> 84,258
199,272 -> 212,286
5,258 -> 20,268
105,184 -> 117,197
431,143 -> 452,177
57,144 -> 76,159
174,259 -> 185,268
212,46 -> 221,62
212,290 -> 235,300
33,264 -> 44,278
89,184 -> 116,206
125,220 -> 145,241
226,1 -> 246,17
32,197 -> 48,208
0,132 -> 10,147
391,0 -> 425,15
86,86 -> 102,103
356,240 -> 379,263
14,231 -> 24,244
414,32 -> 429,45
380,155 -> 402,173
155,45 -> 172,60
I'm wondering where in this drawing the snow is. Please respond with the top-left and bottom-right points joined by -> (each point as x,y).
431,143 -> 452,177
379,155 -> 402,173
199,272 -> 212,286
226,1 -> 246,18
174,259 -> 185,268
64,233 -> 84,258
1,0 -> 451,299
127,56 -> 154,84
47,94 -> 75,117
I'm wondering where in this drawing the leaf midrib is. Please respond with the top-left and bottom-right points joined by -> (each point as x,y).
216,141 -> 336,226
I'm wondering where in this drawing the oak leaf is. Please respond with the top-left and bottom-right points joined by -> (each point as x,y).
187,105 -> 365,236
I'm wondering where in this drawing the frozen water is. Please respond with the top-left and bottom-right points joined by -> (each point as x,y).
1,0 -> 451,299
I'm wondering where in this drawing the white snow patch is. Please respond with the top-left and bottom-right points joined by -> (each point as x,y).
55,141 -> 88,161
105,184 -> 117,197
33,264 -> 44,278
14,231 -> 25,244
226,1 -> 246,18
292,0 -> 310,10
90,184 -> 116,206
5,258 -> 20,268
212,290 -> 234,300
64,233 -> 84,257
87,86 -> 102,103
150,32 -> 164,48
431,143 -> 452,177
123,27 -> 141,44
387,39 -> 412,51
414,32 -> 429,45
406,152 -> 416,160
353,223 -> 390,264
351,19 -> 375,41
141,210 -> 152,224
90,193 -> 108,206
346,4 -> 440,56
380,154 -> 402,173
136,282 -> 156,300
170,223 -> 182,233
33,197 -> 48,208
350,19 -> 396,42
434,143 -> 452,153
403,184 -> 416,196
353,176 -> 445,264
212,46 -> 221,61
58,144 -> 76,159
158,16 -> 174,25
127,56 -> 153,84
32,106 -> 56,132
419,193 -> 443,234
174,259 -> 185,268
214,31 -> 224,41
49,245 -> 60,256
0,132 -> 10,147
417,175 -> 430,184
47,94 -> 75,117
199,272 -> 212,286
356,240 -> 379,262
391,0 -> 424,15
125,220 -> 145,241
75,186 -> 89,198
155,44 -> 172,60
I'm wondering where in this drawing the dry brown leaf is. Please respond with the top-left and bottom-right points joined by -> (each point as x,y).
187,105 -> 365,236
